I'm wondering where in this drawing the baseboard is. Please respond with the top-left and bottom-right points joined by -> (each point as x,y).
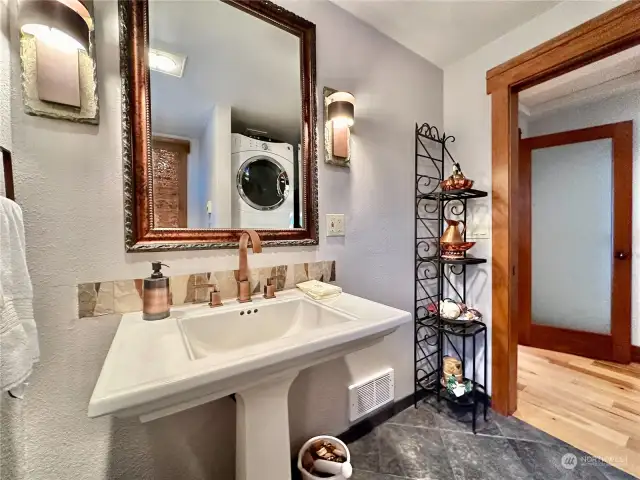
337,389 -> 428,444
631,345 -> 640,363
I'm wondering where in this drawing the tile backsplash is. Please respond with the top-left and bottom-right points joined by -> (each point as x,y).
78,260 -> 336,318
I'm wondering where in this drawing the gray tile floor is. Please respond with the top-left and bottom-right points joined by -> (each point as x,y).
347,396 -> 635,480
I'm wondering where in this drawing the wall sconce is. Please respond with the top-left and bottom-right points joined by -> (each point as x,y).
19,0 -> 91,52
18,0 -> 99,124
324,87 -> 355,168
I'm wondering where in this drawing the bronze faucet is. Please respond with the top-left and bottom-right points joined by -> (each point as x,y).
237,230 -> 262,303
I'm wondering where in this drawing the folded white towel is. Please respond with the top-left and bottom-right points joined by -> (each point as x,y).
296,280 -> 342,300
0,197 -> 39,396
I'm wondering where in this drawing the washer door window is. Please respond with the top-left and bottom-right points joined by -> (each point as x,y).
237,156 -> 290,211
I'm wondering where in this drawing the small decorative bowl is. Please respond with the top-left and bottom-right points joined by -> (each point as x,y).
440,176 -> 474,191
455,308 -> 483,322
440,242 -> 476,259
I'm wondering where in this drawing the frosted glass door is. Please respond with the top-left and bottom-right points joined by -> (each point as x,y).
531,139 -> 613,334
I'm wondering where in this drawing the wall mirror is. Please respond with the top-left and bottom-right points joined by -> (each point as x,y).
119,0 -> 318,251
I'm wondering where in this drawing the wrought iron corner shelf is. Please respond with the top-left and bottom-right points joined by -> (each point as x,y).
437,381 -> 488,407
418,188 -> 488,201
418,255 -> 487,266
414,122 -> 488,433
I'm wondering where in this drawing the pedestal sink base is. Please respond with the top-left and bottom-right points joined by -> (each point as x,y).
236,372 -> 299,480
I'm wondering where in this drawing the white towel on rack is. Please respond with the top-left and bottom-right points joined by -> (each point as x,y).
0,197 -> 39,396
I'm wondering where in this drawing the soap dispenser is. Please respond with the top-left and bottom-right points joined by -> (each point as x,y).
143,262 -> 170,320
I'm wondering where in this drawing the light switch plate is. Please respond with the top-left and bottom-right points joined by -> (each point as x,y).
467,228 -> 490,239
326,214 -> 345,237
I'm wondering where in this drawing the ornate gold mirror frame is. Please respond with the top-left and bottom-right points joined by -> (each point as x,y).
119,0 -> 318,251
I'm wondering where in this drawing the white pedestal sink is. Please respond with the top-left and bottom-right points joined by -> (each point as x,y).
88,289 -> 411,480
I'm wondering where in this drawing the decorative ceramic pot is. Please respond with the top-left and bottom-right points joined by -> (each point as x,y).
443,356 -> 462,378
440,299 -> 462,320
441,218 -> 465,243
440,242 -> 476,259
440,162 -> 474,191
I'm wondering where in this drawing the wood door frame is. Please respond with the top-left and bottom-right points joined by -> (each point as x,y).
519,122 -> 633,363
486,1 -> 640,416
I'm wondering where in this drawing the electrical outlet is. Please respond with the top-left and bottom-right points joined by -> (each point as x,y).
326,214 -> 345,236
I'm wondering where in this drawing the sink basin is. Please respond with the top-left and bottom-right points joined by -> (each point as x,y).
88,289 -> 411,480
179,297 -> 355,359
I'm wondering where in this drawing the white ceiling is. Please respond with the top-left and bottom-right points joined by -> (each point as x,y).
330,0 -> 559,67
149,0 -> 301,142
520,44 -> 640,118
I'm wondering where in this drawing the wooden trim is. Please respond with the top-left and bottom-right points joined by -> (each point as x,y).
487,2 -> 640,416
487,2 -> 640,94
1,147 -> 14,201
611,121 -> 633,364
491,87 -> 520,416
119,0 -> 319,251
520,122 -> 630,149
631,346 -> 640,363
527,325 -> 614,362
517,143 -> 531,347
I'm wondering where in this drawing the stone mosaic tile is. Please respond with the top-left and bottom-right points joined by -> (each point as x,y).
94,281 -> 114,316
307,262 -> 324,281
293,263 -> 309,284
78,261 -> 336,318
185,273 -> 209,304
78,283 -> 98,318
113,280 -> 142,314
249,268 -> 262,295
258,266 -> 277,296
284,263 -> 296,289
169,275 -> 190,307
321,260 -> 333,282
276,265 -> 287,290
211,269 -> 238,301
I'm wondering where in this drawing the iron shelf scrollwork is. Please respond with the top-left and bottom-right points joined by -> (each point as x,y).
414,122 -> 489,433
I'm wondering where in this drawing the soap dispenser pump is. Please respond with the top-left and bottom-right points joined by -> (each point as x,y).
143,262 -> 170,320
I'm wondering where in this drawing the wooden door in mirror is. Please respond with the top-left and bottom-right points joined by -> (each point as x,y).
119,0 -> 318,251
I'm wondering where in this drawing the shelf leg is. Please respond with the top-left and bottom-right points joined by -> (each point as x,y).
484,328 -> 488,421
472,388 -> 477,434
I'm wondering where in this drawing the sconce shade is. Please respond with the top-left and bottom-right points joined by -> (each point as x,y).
19,0 -> 90,52
327,91 -> 355,127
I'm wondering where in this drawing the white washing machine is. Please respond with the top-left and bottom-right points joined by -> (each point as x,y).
231,133 -> 294,229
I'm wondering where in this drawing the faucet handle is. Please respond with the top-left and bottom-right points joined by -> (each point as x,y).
195,284 -> 223,307
263,277 -> 276,299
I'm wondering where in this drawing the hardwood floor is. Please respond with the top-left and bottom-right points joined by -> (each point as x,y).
516,345 -> 640,478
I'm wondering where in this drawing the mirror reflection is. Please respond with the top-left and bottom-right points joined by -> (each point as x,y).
148,0 -> 304,230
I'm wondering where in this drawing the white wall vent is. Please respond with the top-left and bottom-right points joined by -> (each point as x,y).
348,368 -> 394,422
